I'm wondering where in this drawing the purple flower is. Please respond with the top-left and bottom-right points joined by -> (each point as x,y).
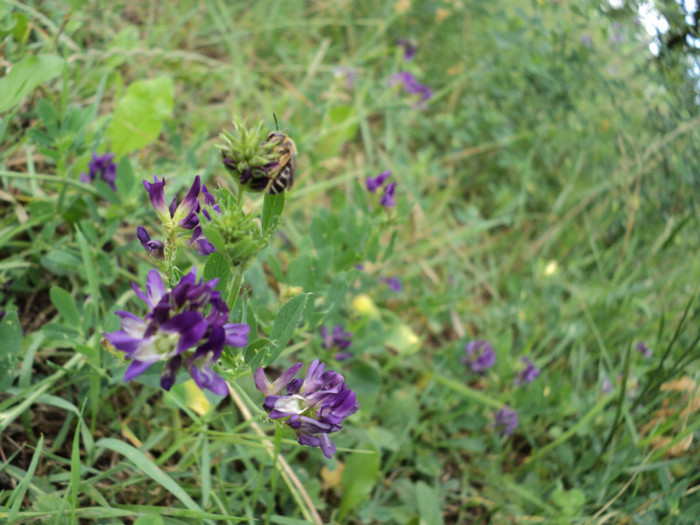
254,359 -> 359,458
389,72 -> 433,108
80,152 -> 118,191
379,181 -> 396,207
514,357 -> 540,385
601,374 -> 612,395
142,175 -> 219,255
366,170 -> 391,193
143,175 -> 217,230
333,66 -> 357,89
382,276 -> 402,292
104,269 -> 250,395
321,325 -> 353,350
0,310 -> 5,322
494,406 -> 518,436
396,38 -> 418,61
461,340 -> 495,374
334,352 -> 354,361
636,342 -> 652,358
136,226 -> 165,260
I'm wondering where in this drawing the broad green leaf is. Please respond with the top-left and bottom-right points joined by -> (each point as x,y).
261,192 -> 285,235
338,449 -> 380,520
203,251 -> 231,293
0,54 -> 63,112
41,322 -> 82,343
50,286 -> 81,328
264,293 -> 309,366
415,481 -> 444,525
107,77 -> 174,156
0,310 -> 21,390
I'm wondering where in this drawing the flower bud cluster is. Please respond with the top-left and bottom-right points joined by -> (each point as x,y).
218,118 -> 278,193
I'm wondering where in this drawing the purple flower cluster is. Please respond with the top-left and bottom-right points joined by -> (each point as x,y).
365,170 -> 396,207
104,269 -> 250,395
80,152 -> 118,191
396,38 -> 418,61
382,276 -> 402,292
140,175 -> 219,256
255,360 -> 359,458
389,72 -> 433,108
514,357 -> 540,385
636,342 -> 652,358
321,325 -> 353,361
494,406 -> 518,436
462,340 -> 496,374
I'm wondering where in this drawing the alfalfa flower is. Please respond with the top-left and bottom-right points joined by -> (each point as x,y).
366,170 -> 391,193
321,325 -> 353,360
142,175 -> 219,256
636,342 -> 652,358
462,339 -> 495,374
396,38 -> 418,61
136,226 -> 165,260
104,269 -> 250,395
494,406 -> 518,436
382,276 -> 402,292
254,359 -> 359,458
80,152 -> 118,191
379,181 -> 397,207
389,71 -> 433,108
514,357 -> 541,385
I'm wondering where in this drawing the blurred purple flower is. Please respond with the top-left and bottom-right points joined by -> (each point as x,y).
462,340 -> 495,374
321,325 -> 353,350
389,71 -> 433,108
104,269 -> 250,395
254,359 -> 359,458
80,152 -> 118,191
333,66 -> 358,89
514,357 -> 540,385
366,170 -> 391,193
136,226 -> 165,260
494,406 -> 518,436
379,181 -> 397,207
0,310 -> 5,322
396,38 -> 418,61
636,342 -> 652,358
354,263 -> 365,271
334,352 -> 354,361
601,374 -> 612,395
581,33 -> 593,48
382,276 -> 402,292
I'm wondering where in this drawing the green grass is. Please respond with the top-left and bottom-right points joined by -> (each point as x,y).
1,0 -> 699,523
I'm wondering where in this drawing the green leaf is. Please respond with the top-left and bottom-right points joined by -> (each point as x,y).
203,252 -> 231,293
134,515 -> 164,525
50,286 -> 81,328
550,488 -> 585,515
107,77 -> 174,156
0,310 -> 21,390
41,322 -> 82,343
338,449 -> 380,520
415,481 -> 444,525
95,438 -> 202,512
0,54 -> 63,112
264,293 -> 309,366
262,192 -> 285,235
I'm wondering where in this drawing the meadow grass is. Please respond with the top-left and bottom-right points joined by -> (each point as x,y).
0,1 -> 699,523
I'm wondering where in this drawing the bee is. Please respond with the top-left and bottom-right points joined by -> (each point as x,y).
264,115 -> 297,194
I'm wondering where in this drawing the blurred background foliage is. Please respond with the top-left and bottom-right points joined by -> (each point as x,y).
0,0 -> 698,523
